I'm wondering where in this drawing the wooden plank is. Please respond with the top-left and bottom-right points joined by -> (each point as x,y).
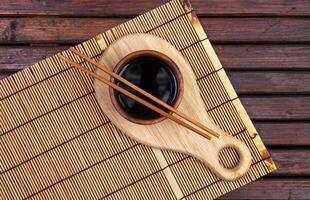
269,149 -> 310,176
0,46 -> 67,72
241,96 -> 310,121
2,45 -> 310,72
0,0 -> 162,17
214,45 -> 310,70
219,178 -> 310,199
0,0 -> 309,17
202,18 -> 310,43
191,0 -> 310,17
227,71 -> 310,94
1,18 -> 309,44
0,18 -> 124,44
255,122 -> 310,146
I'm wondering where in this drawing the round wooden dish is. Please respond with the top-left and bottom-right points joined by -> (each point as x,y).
110,50 -> 184,125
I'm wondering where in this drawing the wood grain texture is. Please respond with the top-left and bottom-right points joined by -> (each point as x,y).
0,0 -> 162,17
220,178 -> 310,200
2,45 -> 310,72
0,46 -> 67,72
269,149 -> 310,176
0,18 -> 123,44
215,45 -> 310,70
0,0 -> 309,17
1,18 -> 310,44
255,122 -> 310,146
227,71 -> 310,94
202,18 -> 310,43
191,0 -> 310,16
242,96 -> 310,120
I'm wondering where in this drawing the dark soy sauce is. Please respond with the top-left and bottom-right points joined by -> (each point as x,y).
115,56 -> 178,120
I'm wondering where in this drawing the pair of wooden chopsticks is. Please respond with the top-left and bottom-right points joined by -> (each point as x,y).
58,47 -> 220,140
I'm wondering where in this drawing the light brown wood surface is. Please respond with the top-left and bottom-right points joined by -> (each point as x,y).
95,33 -> 252,181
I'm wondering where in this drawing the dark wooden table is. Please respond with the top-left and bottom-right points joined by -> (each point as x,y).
1,0 -> 309,199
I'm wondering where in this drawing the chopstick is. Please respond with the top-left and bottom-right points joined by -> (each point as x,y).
59,54 -> 211,140
68,47 -> 220,138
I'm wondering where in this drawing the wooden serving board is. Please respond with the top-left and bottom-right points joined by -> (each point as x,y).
0,0 -> 276,199
95,33 -> 252,181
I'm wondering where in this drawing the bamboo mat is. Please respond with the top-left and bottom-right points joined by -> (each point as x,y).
0,0 -> 276,199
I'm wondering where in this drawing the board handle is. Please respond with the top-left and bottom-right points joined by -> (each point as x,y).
207,131 -> 252,181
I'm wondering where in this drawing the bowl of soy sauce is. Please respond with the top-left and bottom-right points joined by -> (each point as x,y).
110,50 -> 183,125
